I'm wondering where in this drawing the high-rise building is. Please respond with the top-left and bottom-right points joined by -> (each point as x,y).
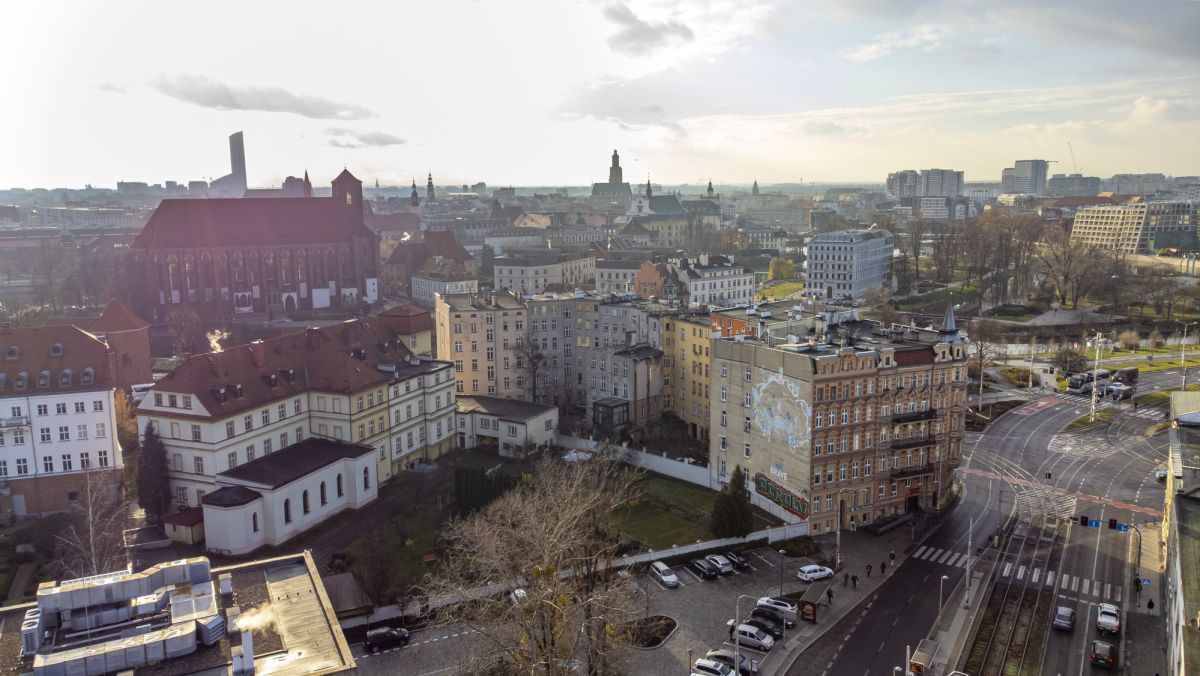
1000,160 -> 1049,195
209,131 -> 248,197
886,170 -> 920,199
1068,201 -> 1197,253
919,169 -> 963,198
1047,173 -> 1100,197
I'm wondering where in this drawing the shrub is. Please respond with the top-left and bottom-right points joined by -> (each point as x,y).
1118,330 -> 1141,351
1150,330 -> 1166,348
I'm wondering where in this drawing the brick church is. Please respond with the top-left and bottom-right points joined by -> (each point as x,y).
128,170 -> 379,320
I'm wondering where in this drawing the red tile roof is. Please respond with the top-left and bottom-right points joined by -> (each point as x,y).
163,506 -> 204,527
131,196 -> 373,249
379,303 -> 434,334
0,325 -> 114,393
47,299 -> 149,333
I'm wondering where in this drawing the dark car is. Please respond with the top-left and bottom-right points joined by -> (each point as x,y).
364,627 -> 410,653
1051,606 -> 1075,631
750,605 -> 794,629
741,614 -> 784,640
723,551 -> 752,571
689,558 -> 719,580
1089,640 -> 1116,668
705,648 -> 758,675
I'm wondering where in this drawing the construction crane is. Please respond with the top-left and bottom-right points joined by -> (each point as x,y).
1068,142 -> 1080,175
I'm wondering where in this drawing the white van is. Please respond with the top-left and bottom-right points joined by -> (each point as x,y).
733,623 -> 775,652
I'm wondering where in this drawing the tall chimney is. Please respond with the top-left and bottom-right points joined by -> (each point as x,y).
229,132 -> 247,194
249,340 -> 266,368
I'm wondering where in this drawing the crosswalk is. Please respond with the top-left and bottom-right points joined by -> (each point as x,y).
912,545 -> 972,569
997,562 -> 1123,604
1054,392 -> 1163,419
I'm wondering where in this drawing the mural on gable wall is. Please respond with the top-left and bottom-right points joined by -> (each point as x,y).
751,367 -> 812,450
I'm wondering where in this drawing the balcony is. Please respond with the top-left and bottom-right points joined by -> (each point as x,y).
892,435 -> 938,450
890,463 -> 935,480
0,416 -> 30,429
891,408 -> 937,424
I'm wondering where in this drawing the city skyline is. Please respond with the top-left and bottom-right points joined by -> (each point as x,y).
2,0 -> 1199,189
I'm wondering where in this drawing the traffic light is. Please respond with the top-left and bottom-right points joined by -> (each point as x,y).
1108,518 -> 1118,530
1079,515 -> 1089,526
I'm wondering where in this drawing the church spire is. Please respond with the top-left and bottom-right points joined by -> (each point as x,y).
752,180 -> 760,196
706,179 -> 714,198
410,177 -> 420,207
609,149 -> 623,185
303,170 -> 312,197
426,172 -> 435,202
645,176 -> 653,198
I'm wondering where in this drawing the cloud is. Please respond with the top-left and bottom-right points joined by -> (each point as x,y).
558,78 -> 687,136
95,82 -> 124,93
150,74 -> 375,120
801,120 -> 848,135
840,24 -> 949,62
324,128 -> 406,148
602,3 -> 694,55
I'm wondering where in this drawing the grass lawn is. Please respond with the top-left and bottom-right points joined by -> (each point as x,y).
895,280 -> 980,311
758,281 -> 804,299
998,367 -> 1035,388
1133,382 -> 1200,408
345,506 -> 445,589
616,473 -> 782,550
1065,409 -> 1116,432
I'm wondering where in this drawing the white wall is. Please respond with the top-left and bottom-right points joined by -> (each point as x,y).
2,388 -> 121,483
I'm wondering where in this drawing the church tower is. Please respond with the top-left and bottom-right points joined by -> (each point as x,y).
332,169 -> 363,223
410,178 -> 420,207
752,180 -> 760,196
645,177 -> 653,198
303,170 -> 313,198
610,149 -> 623,184
706,179 -> 714,198
426,172 -> 435,202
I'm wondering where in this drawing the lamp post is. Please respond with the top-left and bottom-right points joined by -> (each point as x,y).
939,574 -> 950,610
733,594 -> 758,674
1178,320 -> 1197,392
1089,330 -> 1103,422
834,487 -> 855,571
779,549 -> 786,596
687,648 -> 693,675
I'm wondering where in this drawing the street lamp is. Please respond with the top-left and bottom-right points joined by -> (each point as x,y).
939,574 -> 950,609
834,487 -> 854,570
1089,330 -> 1104,422
1177,320 -> 1198,392
779,549 -> 786,596
733,594 -> 758,674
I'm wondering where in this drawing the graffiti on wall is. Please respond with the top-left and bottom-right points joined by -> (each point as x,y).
751,367 -> 812,450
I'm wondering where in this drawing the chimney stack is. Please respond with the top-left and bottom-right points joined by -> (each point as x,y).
249,340 -> 266,368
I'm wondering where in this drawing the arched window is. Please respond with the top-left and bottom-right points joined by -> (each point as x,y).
59,369 -> 73,387
280,250 -> 291,284
363,467 -> 370,490
302,490 -> 310,514
252,512 -> 259,533
233,252 -> 245,283
283,499 -> 292,524
336,473 -> 344,497
320,481 -> 327,506
37,370 -> 51,388
263,251 -> 276,281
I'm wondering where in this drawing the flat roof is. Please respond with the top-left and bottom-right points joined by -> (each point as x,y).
457,395 -> 556,422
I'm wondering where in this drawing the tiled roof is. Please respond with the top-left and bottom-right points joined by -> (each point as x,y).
163,506 -> 204,527
379,304 -> 433,334
0,325 -> 114,394
47,299 -> 149,333
131,195 -> 374,249
457,395 -> 556,422
215,437 -> 375,490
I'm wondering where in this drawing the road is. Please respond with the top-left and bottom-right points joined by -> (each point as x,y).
793,369 -> 1179,675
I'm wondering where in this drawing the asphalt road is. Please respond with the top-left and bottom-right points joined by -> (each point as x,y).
794,369 -> 1179,676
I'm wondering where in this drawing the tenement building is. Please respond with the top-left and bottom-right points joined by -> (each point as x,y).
434,292 -> 529,400
128,170 -> 380,320
805,229 -> 894,300
708,312 -> 968,531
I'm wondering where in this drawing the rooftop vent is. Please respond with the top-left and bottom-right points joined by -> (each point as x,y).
263,373 -> 278,387
212,387 -> 227,403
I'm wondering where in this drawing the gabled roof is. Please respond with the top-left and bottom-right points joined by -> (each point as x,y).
457,395 -> 557,422
0,325 -> 114,393
379,303 -> 434,334
132,195 -> 373,249
647,195 -> 686,214
215,437 -> 375,490
46,299 -> 149,333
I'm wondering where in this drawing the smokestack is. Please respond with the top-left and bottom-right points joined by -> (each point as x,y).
229,131 -> 247,194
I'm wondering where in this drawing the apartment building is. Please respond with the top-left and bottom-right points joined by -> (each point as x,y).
411,270 -> 479,310
673,255 -> 755,308
596,259 -> 641,293
435,292 -> 528,400
674,313 -> 713,442
1068,201 -> 1197,254
708,315 -> 968,530
805,229 -> 894,300
525,292 -> 578,406
1000,160 -> 1049,195
137,320 -> 456,513
494,250 -> 596,295
0,326 -> 123,518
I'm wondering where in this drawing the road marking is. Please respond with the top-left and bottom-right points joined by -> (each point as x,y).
1104,583 -> 1111,600
1046,571 -> 1056,587
1093,580 -> 1101,597
1017,565 -> 1026,580
1071,576 -> 1079,592
1032,568 -> 1041,584
1114,585 -> 1122,602
914,545 -> 929,559
751,550 -> 776,568
684,568 -> 703,582
947,553 -> 963,567
1081,579 -> 1090,596
1002,562 -> 1012,578
919,547 -> 937,560
937,550 -> 953,564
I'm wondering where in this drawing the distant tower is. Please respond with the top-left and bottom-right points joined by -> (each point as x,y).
410,178 -> 420,207
375,178 -> 380,189
610,149 -> 623,184
939,304 -> 963,343
426,172 -> 435,202
228,131 -> 247,194
706,179 -> 714,198
752,180 -> 759,196
303,170 -> 313,198
332,169 -> 363,223
645,177 -> 653,198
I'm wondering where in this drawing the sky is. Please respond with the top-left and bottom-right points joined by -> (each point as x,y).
2,0 -> 1199,189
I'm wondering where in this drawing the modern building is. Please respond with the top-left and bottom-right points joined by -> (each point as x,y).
805,229 -> 894,300
127,170 -> 380,320
209,131 -> 248,197
887,169 -> 963,198
708,313 -> 969,530
0,325 -> 124,518
1000,160 -> 1050,195
1068,201 -> 1197,253
493,250 -> 596,296
1047,173 -> 1101,197
455,395 -> 559,456
434,292 -> 529,400
137,320 -> 456,515
886,170 -> 921,199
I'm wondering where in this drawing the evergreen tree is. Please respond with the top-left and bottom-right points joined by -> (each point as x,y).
136,422 -> 171,524
711,465 -> 755,538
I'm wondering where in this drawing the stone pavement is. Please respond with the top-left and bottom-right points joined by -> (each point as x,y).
1122,521 -> 1167,675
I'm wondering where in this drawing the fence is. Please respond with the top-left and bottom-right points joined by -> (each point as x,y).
555,434 -> 714,488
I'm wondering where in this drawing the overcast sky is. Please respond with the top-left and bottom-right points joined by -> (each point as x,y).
3,0 -> 1198,189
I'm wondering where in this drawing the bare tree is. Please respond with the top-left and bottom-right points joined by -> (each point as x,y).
906,221 -> 928,280
425,453 -> 643,675
54,471 -> 128,579
862,285 -> 900,326
167,310 -> 204,356
969,319 -> 1006,407
511,337 -> 547,403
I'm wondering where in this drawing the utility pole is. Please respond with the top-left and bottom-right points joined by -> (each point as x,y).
964,516 -> 973,608
1180,321 -> 1197,392
1090,330 -> 1103,422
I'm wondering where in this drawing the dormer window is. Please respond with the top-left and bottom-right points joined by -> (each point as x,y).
49,343 -> 63,357
81,368 -> 94,386
5,346 -> 17,360
37,370 -> 51,388
59,369 -> 73,387
14,372 -> 26,390
0,373 -> 5,391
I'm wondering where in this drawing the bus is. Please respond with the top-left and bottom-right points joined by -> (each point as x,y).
1067,369 -> 1112,394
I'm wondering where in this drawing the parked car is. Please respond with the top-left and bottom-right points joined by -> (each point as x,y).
1107,383 -> 1133,400
650,561 -> 680,588
797,564 -> 834,582
723,551 -> 752,571
731,623 -> 775,652
740,614 -> 784,639
364,627 -> 410,653
691,658 -> 734,676
689,558 -> 719,580
1089,640 -> 1117,668
1051,606 -> 1075,631
751,605 -> 794,629
1096,603 -> 1121,635
705,648 -> 759,675
1156,467 -> 1169,481
706,554 -> 735,575
756,596 -> 798,623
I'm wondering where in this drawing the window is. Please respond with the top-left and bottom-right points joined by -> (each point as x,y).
744,416 -> 751,432
337,473 -> 344,497
80,453 -> 90,469
303,490 -> 311,514
0,461 -> 6,477
320,482 -> 328,506
284,499 -> 292,524
744,392 -> 751,407
743,442 -> 751,459
296,425 -> 303,442
95,422 -> 105,439
55,403 -> 67,415
261,409 -> 270,425
175,486 -> 188,506
363,467 -> 371,490
744,369 -> 751,382
720,411 -> 727,426
278,403 -> 287,420
719,435 -> 727,451
194,456 -> 204,474
43,456 -> 54,473
170,422 -> 180,439
37,404 -> 47,416
227,452 -> 238,469
191,424 -> 201,441
226,420 -> 235,438
243,415 -> 253,432
720,387 -> 727,402
182,395 -> 191,409
252,513 -> 259,533
280,432 -> 289,448
61,454 -> 73,472
74,402 -> 85,414
507,425 -> 518,437
99,449 -> 109,467
168,394 -> 177,408
59,426 -> 70,441
720,363 -> 728,377
77,424 -> 89,440
154,393 -> 163,406
294,399 -> 302,415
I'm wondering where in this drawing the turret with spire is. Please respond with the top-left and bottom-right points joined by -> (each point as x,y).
939,303 -> 963,343
410,178 -> 420,207
426,172 -> 435,202
752,180 -> 760,196
645,177 -> 653,198
706,179 -> 714,198
302,170 -> 312,197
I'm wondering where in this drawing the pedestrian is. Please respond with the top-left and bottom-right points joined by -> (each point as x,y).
1148,598 -> 1155,613
844,572 -> 849,587
852,575 -> 858,589
881,561 -> 887,575
866,564 -> 872,577
826,587 -> 834,605
889,550 -> 896,562
1134,402 -> 1138,410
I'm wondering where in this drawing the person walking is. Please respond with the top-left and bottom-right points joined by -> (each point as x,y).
881,560 -> 887,575
866,564 -> 872,577
843,572 -> 850,587
826,588 -> 834,605
1148,598 -> 1155,614
889,550 -> 896,563
851,574 -> 858,589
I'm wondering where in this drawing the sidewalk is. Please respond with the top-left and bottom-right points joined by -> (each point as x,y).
1122,521 -> 1167,675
